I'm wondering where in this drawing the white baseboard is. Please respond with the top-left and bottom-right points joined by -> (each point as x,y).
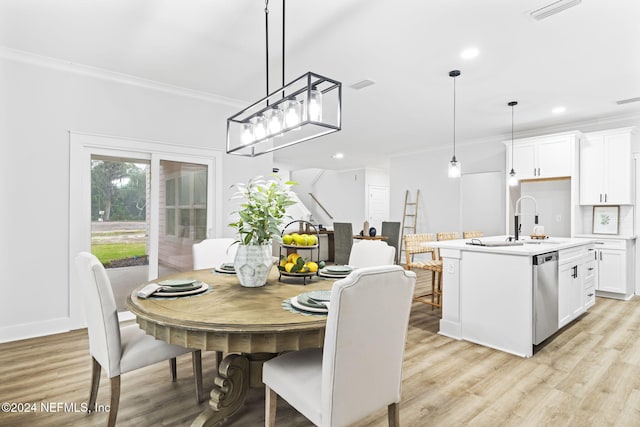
0,317 -> 74,344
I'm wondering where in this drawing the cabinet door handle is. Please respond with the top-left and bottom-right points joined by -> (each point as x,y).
572,265 -> 578,278
600,252 -> 602,261
533,167 -> 537,176
588,293 -> 594,297
604,193 -> 607,203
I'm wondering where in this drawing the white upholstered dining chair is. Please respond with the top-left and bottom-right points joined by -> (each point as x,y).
347,239 -> 396,268
192,237 -> 237,270
263,265 -> 416,427
75,252 -> 204,427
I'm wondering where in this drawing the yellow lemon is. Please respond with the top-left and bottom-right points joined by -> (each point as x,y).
284,262 -> 295,272
287,253 -> 301,264
282,234 -> 293,245
293,234 -> 305,246
306,261 -> 319,272
308,235 -> 318,245
279,259 -> 287,267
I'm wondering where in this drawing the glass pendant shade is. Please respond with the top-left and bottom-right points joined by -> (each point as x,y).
267,107 -> 284,135
284,97 -> 301,128
308,86 -> 323,122
448,157 -> 461,178
508,168 -> 518,186
251,114 -> 267,141
241,122 -> 254,145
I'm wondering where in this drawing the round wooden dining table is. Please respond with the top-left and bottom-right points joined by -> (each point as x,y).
127,267 -> 335,427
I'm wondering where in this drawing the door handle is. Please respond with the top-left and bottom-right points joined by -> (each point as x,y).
572,265 -> 578,278
600,194 -> 602,202
604,193 -> 607,203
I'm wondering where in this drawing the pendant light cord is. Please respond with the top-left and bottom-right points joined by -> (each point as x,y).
508,101 -> 518,171
265,0 -> 270,101
453,75 -> 456,159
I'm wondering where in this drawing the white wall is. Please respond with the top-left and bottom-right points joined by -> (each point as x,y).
389,140 -> 506,235
291,168 -> 367,229
0,55 -> 271,342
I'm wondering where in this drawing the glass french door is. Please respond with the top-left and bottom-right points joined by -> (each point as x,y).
70,132 -> 221,326
154,160 -> 210,275
148,155 -> 215,280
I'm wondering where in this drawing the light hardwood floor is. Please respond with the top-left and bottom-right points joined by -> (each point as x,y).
2,270 -> 640,426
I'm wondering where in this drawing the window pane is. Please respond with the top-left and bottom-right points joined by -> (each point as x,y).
159,160 -> 210,272
194,170 -> 207,205
165,179 -> 176,206
180,208 -> 191,238
179,175 -> 191,206
194,208 -> 207,240
166,208 -> 175,235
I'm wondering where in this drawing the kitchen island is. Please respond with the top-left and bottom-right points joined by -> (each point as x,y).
429,236 -> 595,357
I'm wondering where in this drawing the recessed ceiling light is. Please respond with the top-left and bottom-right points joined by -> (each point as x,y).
332,153 -> 344,159
552,106 -> 566,114
460,48 -> 479,60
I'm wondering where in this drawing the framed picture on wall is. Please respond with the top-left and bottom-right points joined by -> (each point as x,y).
592,206 -> 619,235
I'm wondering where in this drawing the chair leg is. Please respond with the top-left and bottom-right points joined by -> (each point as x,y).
265,385 -> 277,427
108,375 -> 121,427
436,271 -> 443,307
430,271 -> 436,309
88,357 -> 101,412
387,402 -> 399,427
192,350 -> 205,403
170,357 -> 177,382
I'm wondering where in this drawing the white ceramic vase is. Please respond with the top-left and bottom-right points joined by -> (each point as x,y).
234,243 -> 273,288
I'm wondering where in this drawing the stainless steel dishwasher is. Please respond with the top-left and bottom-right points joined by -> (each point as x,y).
533,251 -> 559,345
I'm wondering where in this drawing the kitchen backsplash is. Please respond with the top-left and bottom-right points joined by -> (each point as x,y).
580,205 -> 634,236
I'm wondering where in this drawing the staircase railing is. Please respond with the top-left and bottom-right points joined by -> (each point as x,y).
308,193 -> 333,219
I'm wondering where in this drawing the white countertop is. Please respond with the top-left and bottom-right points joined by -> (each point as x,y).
573,234 -> 637,241
427,235 -> 594,256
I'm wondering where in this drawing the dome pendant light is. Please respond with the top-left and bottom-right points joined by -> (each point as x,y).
508,101 -> 518,186
448,70 -> 461,178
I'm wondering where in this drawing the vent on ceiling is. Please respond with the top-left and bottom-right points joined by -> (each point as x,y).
529,0 -> 582,21
616,97 -> 640,105
349,79 -> 376,90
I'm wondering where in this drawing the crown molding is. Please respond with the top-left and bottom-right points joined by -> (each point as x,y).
0,46 -> 246,108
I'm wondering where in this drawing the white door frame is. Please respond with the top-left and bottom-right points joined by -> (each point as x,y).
69,131 -> 223,328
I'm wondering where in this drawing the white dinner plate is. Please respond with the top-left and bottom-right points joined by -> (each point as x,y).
158,279 -> 198,287
317,269 -> 350,279
325,265 -> 352,274
290,296 -> 328,314
214,266 -> 236,274
306,290 -> 331,302
155,282 -> 208,297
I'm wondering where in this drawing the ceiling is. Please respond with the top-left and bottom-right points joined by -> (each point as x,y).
2,0 -> 639,170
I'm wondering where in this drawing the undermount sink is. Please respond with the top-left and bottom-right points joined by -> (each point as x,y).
523,238 -> 568,245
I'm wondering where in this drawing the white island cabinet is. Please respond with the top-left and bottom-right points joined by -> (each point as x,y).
431,236 -> 594,358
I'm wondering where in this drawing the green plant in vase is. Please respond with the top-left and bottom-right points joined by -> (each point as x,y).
229,175 -> 297,287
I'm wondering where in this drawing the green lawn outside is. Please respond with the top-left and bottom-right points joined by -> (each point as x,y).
92,243 -> 147,265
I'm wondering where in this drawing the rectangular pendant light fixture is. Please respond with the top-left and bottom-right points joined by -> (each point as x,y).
226,71 -> 342,157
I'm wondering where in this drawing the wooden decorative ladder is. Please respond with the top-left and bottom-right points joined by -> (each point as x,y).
399,189 -> 419,264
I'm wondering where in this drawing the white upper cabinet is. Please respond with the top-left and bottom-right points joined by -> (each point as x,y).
579,128 -> 636,205
508,132 -> 576,180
